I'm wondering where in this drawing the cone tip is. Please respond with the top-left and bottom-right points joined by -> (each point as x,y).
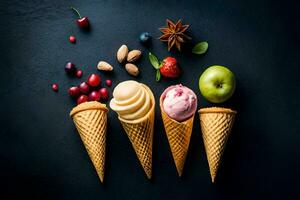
176,166 -> 183,177
146,172 -> 152,180
178,171 -> 183,177
211,174 -> 216,183
98,174 -> 104,183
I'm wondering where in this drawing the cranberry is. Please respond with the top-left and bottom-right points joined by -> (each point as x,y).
65,62 -> 76,75
105,79 -> 112,87
77,95 -> 89,105
69,36 -> 76,43
76,69 -> 83,78
52,83 -> 59,92
70,7 -> 90,29
88,91 -> 101,101
79,82 -> 90,94
68,86 -> 80,97
87,74 -> 101,87
99,88 -> 109,100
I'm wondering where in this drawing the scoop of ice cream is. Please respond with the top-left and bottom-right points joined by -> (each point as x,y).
161,84 -> 197,122
110,80 -> 151,120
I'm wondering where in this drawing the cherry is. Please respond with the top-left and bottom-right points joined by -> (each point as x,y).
89,91 -> 101,101
77,95 -> 89,105
87,74 -> 101,87
105,79 -> 112,87
99,88 -> 109,100
69,36 -> 76,43
68,86 -> 80,97
76,17 -> 89,28
70,7 -> 89,29
79,82 -> 90,94
76,69 -> 83,78
65,62 -> 76,75
52,83 -> 59,92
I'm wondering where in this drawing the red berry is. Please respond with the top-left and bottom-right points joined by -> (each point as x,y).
88,91 -> 101,101
65,62 -> 76,75
160,57 -> 181,78
87,74 -> 101,87
77,95 -> 89,105
79,82 -> 90,94
99,88 -> 109,100
68,86 -> 80,97
70,7 -> 90,29
105,79 -> 112,87
76,69 -> 83,78
76,17 -> 89,28
69,36 -> 76,43
52,83 -> 59,92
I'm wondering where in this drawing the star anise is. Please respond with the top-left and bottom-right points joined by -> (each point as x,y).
159,19 -> 191,51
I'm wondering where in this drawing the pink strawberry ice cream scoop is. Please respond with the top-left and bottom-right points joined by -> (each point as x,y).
161,84 -> 197,122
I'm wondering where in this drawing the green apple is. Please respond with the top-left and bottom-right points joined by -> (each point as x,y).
199,65 -> 235,103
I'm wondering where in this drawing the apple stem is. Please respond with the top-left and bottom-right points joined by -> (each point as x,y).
70,6 -> 82,19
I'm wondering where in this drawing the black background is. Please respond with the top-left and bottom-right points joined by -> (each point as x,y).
1,0 -> 300,199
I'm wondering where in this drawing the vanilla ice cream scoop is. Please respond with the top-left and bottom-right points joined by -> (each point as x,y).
161,84 -> 197,122
110,80 -> 152,120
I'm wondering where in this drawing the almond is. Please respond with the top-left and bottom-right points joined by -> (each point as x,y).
127,50 -> 142,62
125,63 -> 139,76
117,45 -> 128,63
97,61 -> 113,71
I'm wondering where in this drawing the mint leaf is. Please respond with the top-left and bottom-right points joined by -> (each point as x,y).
149,52 -> 160,69
192,41 -> 208,54
156,69 -> 161,81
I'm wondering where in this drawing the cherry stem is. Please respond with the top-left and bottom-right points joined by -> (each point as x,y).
70,6 -> 82,19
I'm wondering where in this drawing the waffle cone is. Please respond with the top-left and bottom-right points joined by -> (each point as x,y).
159,96 -> 194,177
199,107 -> 236,183
118,84 -> 155,179
70,101 -> 108,183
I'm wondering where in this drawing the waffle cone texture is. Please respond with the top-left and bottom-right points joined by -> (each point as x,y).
199,107 -> 236,183
70,101 -> 108,183
118,84 -> 155,179
159,95 -> 194,177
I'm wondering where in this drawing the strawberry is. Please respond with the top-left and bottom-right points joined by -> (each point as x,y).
160,57 -> 181,78
148,52 -> 181,81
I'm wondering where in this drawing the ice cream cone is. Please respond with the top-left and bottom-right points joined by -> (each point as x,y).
70,101 -> 108,183
159,96 -> 194,177
118,84 -> 155,179
199,107 -> 236,183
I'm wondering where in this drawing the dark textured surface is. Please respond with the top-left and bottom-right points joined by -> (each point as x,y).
1,0 -> 300,199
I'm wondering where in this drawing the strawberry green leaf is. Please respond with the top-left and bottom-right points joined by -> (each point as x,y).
159,61 -> 164,67
192,41 -> 208,55
149,52 -> 160,69
156,69 -> 161,81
